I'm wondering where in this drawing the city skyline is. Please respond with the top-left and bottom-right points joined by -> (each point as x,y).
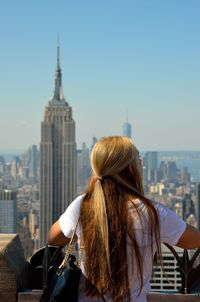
1,1 -> 200,151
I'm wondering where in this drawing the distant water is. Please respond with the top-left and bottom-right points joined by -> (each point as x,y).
0,150 -> 25,162
158,151 -> 200,182
176,159 -> 200,182
1,150 -> 200,182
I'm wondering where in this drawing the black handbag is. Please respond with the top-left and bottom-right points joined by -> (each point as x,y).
40,221 -> 82,302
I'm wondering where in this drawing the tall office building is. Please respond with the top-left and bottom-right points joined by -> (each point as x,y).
196,183 -> 200,230
28,145 -> 39,180
159,160 -> 178,182
77,143 -> 91,194
182,193 -> 195,222
143,152 -> 158,183
122,112 -> 132,139
0,190 -> 17,233
10,157 -> 20,181
40,44 -> 76,246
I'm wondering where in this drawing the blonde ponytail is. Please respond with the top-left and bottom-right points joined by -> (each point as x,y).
92,179 -> 111,287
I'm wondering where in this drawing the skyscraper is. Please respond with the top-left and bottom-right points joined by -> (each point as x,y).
182,193 -> 195,222
40,44 -> 76,246
122,112 -> 132,139
143,152 -> 158,183
28,145 -> 39,180
196,183 -> 200,230
77,143 -> 91,194
0,190 -> 17,233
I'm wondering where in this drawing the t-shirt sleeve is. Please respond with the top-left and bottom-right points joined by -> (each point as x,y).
156,203 -> 186,246
59,195 -> 84,238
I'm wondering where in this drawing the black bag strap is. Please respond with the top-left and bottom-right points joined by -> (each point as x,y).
41,244 -> 51,286
38,245 -> 63,290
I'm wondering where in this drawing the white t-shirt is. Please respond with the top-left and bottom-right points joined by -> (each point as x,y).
59,195 -> 186,302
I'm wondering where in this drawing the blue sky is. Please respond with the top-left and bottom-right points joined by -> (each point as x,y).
0,0 -> 200,151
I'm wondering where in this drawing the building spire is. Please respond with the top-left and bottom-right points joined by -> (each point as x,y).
123,109 -> 132,138
57,33 -> 60,69
52,34 -> 65,102
126,109 -> 128,123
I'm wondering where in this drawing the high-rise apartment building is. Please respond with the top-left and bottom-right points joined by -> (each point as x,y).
40,45 -> 76,246
0,190 -> 17,233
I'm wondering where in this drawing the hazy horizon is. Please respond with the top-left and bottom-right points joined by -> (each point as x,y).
1,149 -> 200,155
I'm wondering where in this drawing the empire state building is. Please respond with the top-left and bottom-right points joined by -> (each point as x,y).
40,45 -> 76,246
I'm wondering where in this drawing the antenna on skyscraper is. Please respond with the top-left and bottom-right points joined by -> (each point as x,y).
57,33 -> 60,68
57,32 -> 60,46
126,109 -> 129,123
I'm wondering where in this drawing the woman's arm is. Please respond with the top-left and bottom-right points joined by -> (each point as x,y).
48,220 -> 71,247
176,224 -> 200,249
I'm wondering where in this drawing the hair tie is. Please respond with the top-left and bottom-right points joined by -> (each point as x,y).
95,175 -> 103,181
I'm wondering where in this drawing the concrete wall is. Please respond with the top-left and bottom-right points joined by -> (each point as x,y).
0,234 -> 28,302
17,291 -> 200,302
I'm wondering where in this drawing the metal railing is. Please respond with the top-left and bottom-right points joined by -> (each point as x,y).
164,244 -> 200,294
29,244 -> 200,294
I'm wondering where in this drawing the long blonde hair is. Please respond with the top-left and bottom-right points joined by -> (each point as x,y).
80,136 -> 161,301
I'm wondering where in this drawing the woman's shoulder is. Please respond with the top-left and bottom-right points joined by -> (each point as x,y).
70,194 -> 85,207
60,194 -> 85,220
65,194 -> 85,211
153,201 -> 174,217
59,194 -> 85,237
129,198 -> 172,219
